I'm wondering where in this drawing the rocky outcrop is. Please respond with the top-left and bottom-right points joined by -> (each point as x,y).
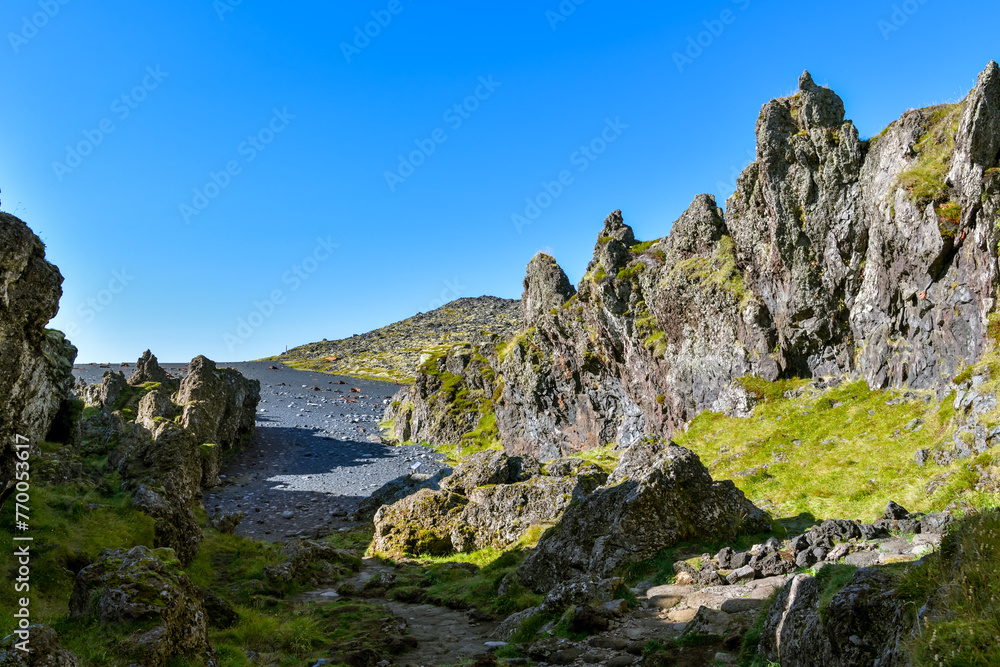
371,450 -> 600,556
758,569 -> 911,666
384,343 -> 500,447
262,539 -> 360,585
516,439 -> 770,592
77,352 -> 260,564
0,213 -> 77,504
173,355 -> 259,451
0,624 -> 79,666
128,349 -> 171,386
395,62 -> 1000,462
69,546 -> 213,667
522,252 -> 576,327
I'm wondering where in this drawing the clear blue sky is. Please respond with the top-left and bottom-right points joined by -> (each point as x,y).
2,0 -> 997,363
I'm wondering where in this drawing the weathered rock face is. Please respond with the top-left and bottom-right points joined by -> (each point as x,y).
758,568 -> 910,666
371,450 -> 600,556
516,439 -> 771,592
175,355 -> 259,451
384,342 -> 499,447
128,349 -> 170,386
522,252 -> 576,327
0,624 -> 79,666
394,62 -> 1000,461
69,546 -> 213,667
0,214 -> 77,502
78,352 -> 260,564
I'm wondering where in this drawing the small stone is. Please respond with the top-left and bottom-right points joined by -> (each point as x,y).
281,510 -> 294,519
884,500 -> 910,520
726,565 -> 755,584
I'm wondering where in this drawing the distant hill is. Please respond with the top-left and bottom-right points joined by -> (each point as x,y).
269,296 -> 522,384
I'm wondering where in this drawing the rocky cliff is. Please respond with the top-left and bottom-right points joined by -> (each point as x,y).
390,62 -> 1000,461
0,213 -> 77,505
77,351 -> 260,564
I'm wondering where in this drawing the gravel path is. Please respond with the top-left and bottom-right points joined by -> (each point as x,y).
72,360 -> 447,541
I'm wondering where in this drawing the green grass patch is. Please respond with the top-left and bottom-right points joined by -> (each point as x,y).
0,480 -> 155,637
673,376 -> 999,520
896,103 -> 963,208
668,236 -> 751,307
899,509 -> 1000,665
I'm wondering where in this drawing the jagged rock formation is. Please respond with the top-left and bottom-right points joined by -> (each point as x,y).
78,352 -> 260,564
0,213 -> 77,504
516,439 -> 771,592
384,342 -> 499,448
370,450 -> 605,556
521,253 -> 576,327
390,62 -> 1000,461
276,296 -> 522,383
69,546 -> 214,667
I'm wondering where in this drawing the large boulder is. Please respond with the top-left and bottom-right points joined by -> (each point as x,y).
440,449 -> 539,495
457,475 -> 599,551
69,546 -> 213,666
175,355 -> 259,451
371,489 -> 469,556
371,451 -> 599,556
516,439 -> 771,592
0,214 -> 76,504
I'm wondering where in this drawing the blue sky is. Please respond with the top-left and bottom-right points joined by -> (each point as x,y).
2,0 -> 997,363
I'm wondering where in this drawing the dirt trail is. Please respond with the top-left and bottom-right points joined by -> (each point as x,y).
299,559 -> 498,667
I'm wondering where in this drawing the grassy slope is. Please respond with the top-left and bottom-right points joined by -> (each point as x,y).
673,376 -> 998,524
270,296 -> 521,384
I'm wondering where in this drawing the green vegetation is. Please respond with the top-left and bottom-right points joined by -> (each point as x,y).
897,103 -> 963,209
0,479 -> 155,636
898,510 -> 1000,665
378,530 -> 545,618
668,236 -> 751,307
617,262 -> 646,282
629,239 -> 659,253
635,300 -> 668,358
272,296 -> 522,384
674,374 -> 999,521
0,471 -> 398,666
